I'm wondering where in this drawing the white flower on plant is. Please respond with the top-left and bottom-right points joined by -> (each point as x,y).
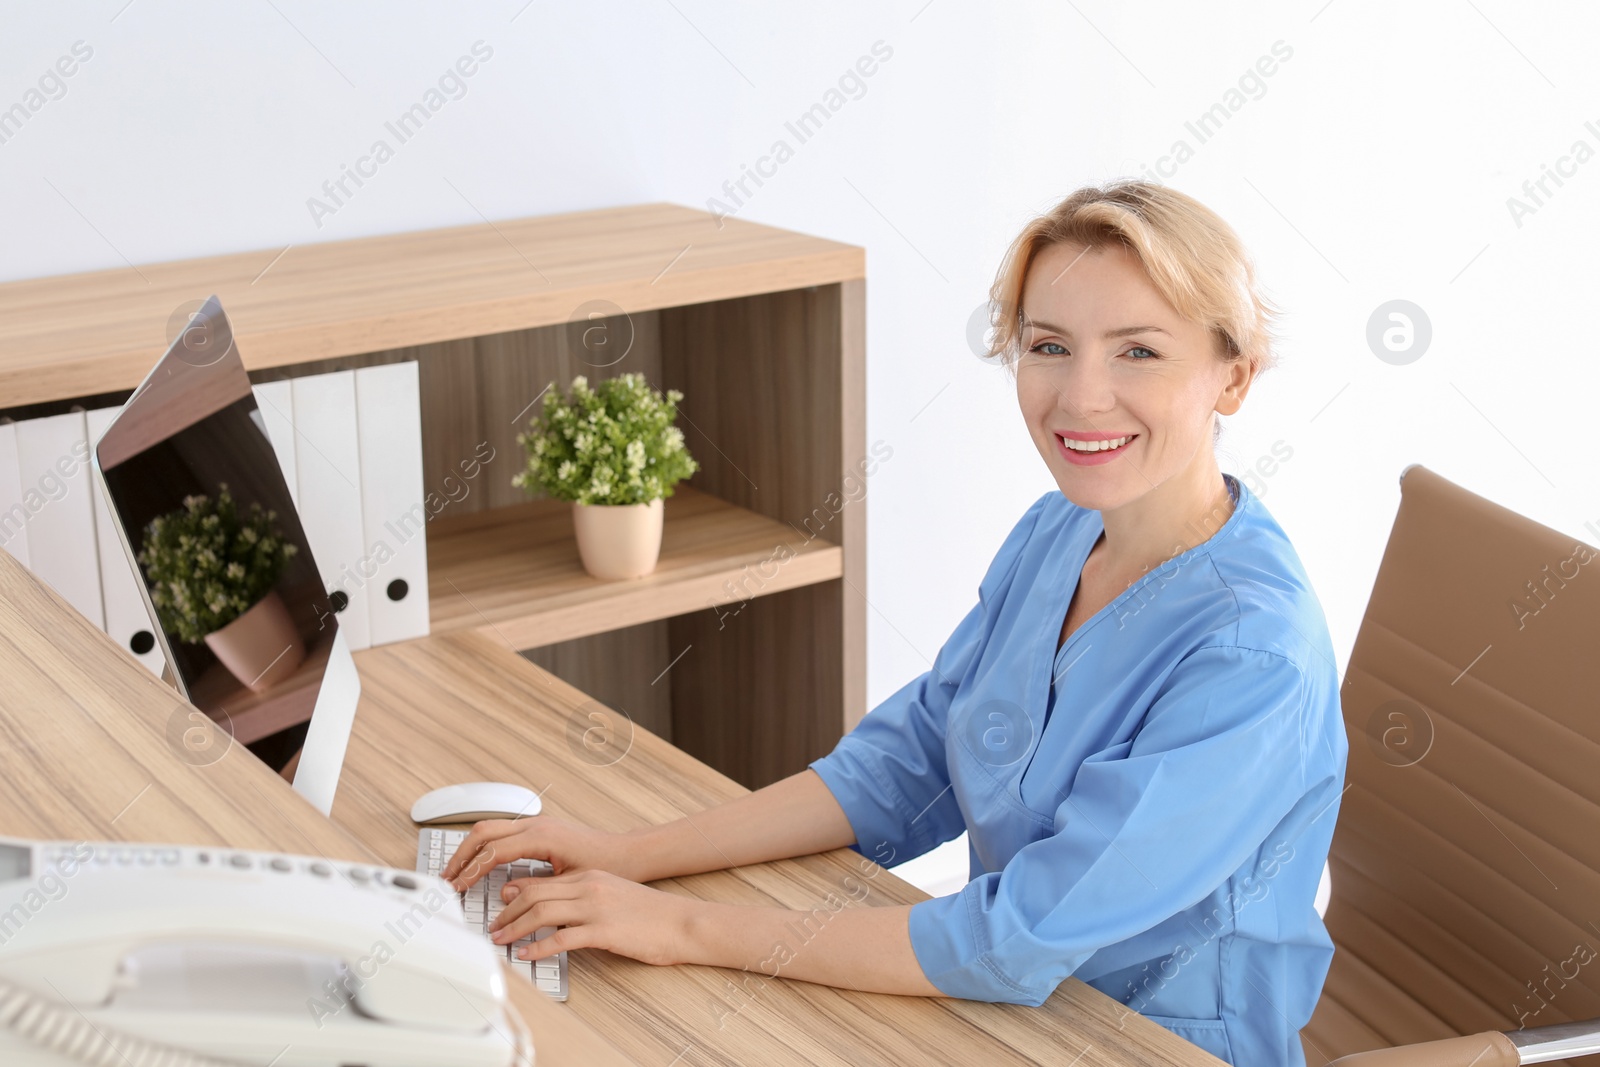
516,372 -> 699,506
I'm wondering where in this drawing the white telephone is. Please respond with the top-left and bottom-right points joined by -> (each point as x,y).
0,835 -> 534,1067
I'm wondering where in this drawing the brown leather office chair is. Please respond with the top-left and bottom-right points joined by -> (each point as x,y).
1299,466 -> 1600,1066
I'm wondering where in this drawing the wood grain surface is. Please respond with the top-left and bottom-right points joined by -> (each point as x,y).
0,202 -> 863,408
426,484 -> 841,651
333,627 -> 1226,1067
0,547 -> 634,1066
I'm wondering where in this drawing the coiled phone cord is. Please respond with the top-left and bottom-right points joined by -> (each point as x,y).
0,973 -> 537,1066
0,972 -> 247,1065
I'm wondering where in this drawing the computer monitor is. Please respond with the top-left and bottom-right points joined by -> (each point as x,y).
92,295 -> 359,816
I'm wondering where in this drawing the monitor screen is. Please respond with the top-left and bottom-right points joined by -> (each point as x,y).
93,296 -> 358,815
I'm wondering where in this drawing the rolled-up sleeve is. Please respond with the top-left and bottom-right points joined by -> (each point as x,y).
808,493 -> 1051,868
809,599 -> 984,865
907,645 -> 1315,1004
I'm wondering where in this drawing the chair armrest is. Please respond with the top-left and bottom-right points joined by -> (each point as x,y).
1328,1031 -> 1517,1066
1328,1018 -> 1600,1066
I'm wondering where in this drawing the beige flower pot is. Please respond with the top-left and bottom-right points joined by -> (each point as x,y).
203,589 -> 306,693
571,498 -> 663,580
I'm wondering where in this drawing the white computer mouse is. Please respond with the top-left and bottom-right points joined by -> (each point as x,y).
410,782 -> 542,825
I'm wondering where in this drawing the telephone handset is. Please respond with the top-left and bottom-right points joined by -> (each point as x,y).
0,836 -> 534,1067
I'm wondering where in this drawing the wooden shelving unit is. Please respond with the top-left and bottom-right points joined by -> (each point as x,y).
0,203 -> 867,789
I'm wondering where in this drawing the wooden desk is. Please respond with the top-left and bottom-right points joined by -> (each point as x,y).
0,546 -> 1221,1066
334,628 -> 1225,1067
0,544 -> 631,1065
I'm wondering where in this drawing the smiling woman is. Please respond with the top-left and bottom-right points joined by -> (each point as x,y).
441,181 -> 1346,1067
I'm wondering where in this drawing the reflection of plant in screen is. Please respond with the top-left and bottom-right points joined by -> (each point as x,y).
138,484 -> 298,643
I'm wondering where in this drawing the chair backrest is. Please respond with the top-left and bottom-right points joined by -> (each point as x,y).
1301,466 -> 1600,1066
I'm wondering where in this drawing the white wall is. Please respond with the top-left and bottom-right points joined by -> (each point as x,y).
5,2 -> 1596,886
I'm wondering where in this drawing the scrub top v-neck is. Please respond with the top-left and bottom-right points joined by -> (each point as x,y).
810,473 -> 1345,1067
1043,474 -> 1242,734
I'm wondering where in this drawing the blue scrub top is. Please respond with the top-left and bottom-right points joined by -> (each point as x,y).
809,474 -> 1348,1066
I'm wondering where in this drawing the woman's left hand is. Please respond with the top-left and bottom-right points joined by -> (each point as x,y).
488,868 -> 697,966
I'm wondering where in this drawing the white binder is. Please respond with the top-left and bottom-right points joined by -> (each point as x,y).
85,405 -> 163,674
251,379 -> 299,508
290,369 -> 371,651
354,362 -> 431,645
0,421 -> 29,567
14,410 -> 103,628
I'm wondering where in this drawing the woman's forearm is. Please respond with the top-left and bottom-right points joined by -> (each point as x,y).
625,771 -> 941,996
682,898 -> 943,998
625,769 -> 856,883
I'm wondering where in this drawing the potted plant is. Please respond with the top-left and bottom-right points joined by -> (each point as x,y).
139,485 -> 305,693
514,373 -> 699,580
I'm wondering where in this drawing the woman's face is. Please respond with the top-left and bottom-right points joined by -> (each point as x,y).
1014,240 -> 1251,514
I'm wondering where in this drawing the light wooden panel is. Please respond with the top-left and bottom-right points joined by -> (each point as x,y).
838,279 -> 868,730
335,628 -> 1226,1067
426,485 -> 841,650
0,535 -> 635,1066
0,203 -> 864,407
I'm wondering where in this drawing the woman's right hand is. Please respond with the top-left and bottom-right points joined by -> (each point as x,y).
440,816 -> 645,891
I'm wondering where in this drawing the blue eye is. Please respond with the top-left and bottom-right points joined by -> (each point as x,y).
1030,342 -> 1067,356
1126,346 -> 1159,360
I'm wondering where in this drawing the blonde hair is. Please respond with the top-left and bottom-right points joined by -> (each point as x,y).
984,181 -> 1279,376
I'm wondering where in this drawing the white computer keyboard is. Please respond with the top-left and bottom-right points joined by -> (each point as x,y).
416,828 -> 569,1000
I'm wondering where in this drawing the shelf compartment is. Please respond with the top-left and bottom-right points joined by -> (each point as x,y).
425,485 -> 841,651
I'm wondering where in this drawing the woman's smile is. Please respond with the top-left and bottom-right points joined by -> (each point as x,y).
1055,431 -> 1139,466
